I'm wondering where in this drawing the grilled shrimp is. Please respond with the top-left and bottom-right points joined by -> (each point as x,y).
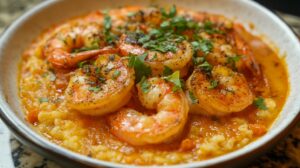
43,23 -> 118,69
118,34 -> 193,76
108,77 -> 189,146
186,65 -> 254,116
65,54 -> 135,115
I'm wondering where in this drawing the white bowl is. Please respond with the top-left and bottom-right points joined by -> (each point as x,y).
0,0 -> 300,167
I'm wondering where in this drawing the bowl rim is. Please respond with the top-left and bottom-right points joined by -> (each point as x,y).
0,0 -> 300,167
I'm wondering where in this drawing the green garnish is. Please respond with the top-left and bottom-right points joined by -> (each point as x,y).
192,56 -> 205,66
253,97 -> 268,110
208,80 -> 218,89
203,21 -> 224,34
163,66 -> 173,76
161,5 -> 177,18
227,55 -> 242,70
139,76 -> 151,93
103,13 -> 117,44
128,53 -> 152,82
198,61 -> 213,73
112,70 -> 121,79
192,39 -> 213,55
164,71 -> 182,92
78,61 -> 88,68
39,97 -> 49,103
188,91 -> 198,104
88,86 -> 101,92
138,30 -> 184,53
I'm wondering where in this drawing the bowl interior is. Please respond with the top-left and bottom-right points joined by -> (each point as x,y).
0,0 -> 300,167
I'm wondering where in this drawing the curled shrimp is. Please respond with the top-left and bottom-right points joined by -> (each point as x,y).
108,77 -> 189,145
65,54 -> 135,116
43,23 -> 119,69
186,65 -> 254,116
118,34 -> 193,76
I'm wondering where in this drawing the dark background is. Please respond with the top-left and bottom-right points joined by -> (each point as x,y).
255,0 -> 300,16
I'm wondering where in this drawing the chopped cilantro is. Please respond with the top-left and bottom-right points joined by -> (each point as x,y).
193,39 -> 213,55
78,61 -> 88,68
192,56 -> 205,66
88,86 -> 101,92
208,80 -> 218,89
149,53 -> 158,61
253,97 -> 268,110
161,5 -> 177,18
203,21 -> 224,34
39,97 -> 49,103
164,71 -> 182,92
227,55 -> 241,70
198,61 -> 213,73
112,70 -> 121,79
139,76 -> 151,93
188,91 -> 198,104
128,53 -> 152,82
163,66 -> 173,76
103,13 -> 117,44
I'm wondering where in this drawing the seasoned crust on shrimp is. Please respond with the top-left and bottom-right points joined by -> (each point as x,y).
186,65 -> 254,116
108,77 -> 189,145
65,54 -> 134,115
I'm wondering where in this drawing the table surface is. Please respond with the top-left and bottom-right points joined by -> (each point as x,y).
1,1 -> 300,168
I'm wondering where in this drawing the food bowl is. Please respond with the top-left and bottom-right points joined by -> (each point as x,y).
0,0 -> 300,167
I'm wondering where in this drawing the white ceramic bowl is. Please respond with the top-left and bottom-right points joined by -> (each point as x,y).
0,0 -> 300,167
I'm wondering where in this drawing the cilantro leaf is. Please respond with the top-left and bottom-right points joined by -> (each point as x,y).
227,55 -> 242,70
198,61 -> 213,73
112,70 -> 121,79
128,53 -> 152,82
39,97 -> 49,103
164,71 -> 182,92
139,76 -> 151,93
163,66 -> 173,76
208,80 -> 218,89
203,21 -> 224,34
161,5 -> 177,18
188,91 -> 198,104
253,97 -> 268,110
88,86 -> 101,93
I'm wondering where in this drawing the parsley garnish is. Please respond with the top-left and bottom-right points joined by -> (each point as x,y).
253,97 -> 268,110
188,91 -> 198,104
198,61 -> 213,73
88,86 -> 101,92
112,70 -> 121,79
164,71 -> 182,92
139,76 -> 151,93
128,53 -> 152,82
227,55 -> 241,70
39,97 -> 49,103
192,56 -> 205,66
208,80 -> 218,89
103,13 -> 117,44
203,21 -> 224,34
163,66 -> 173,76
161,5 -> 177,19
78,61 -> 88,68
192,39 -> 213,55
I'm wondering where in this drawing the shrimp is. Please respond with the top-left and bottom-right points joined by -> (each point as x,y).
43,23 -> 119,69
108,77 -> 189,145
65,54 -> 135,116
186,65 -> 254,116
118,34 -> 193,76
